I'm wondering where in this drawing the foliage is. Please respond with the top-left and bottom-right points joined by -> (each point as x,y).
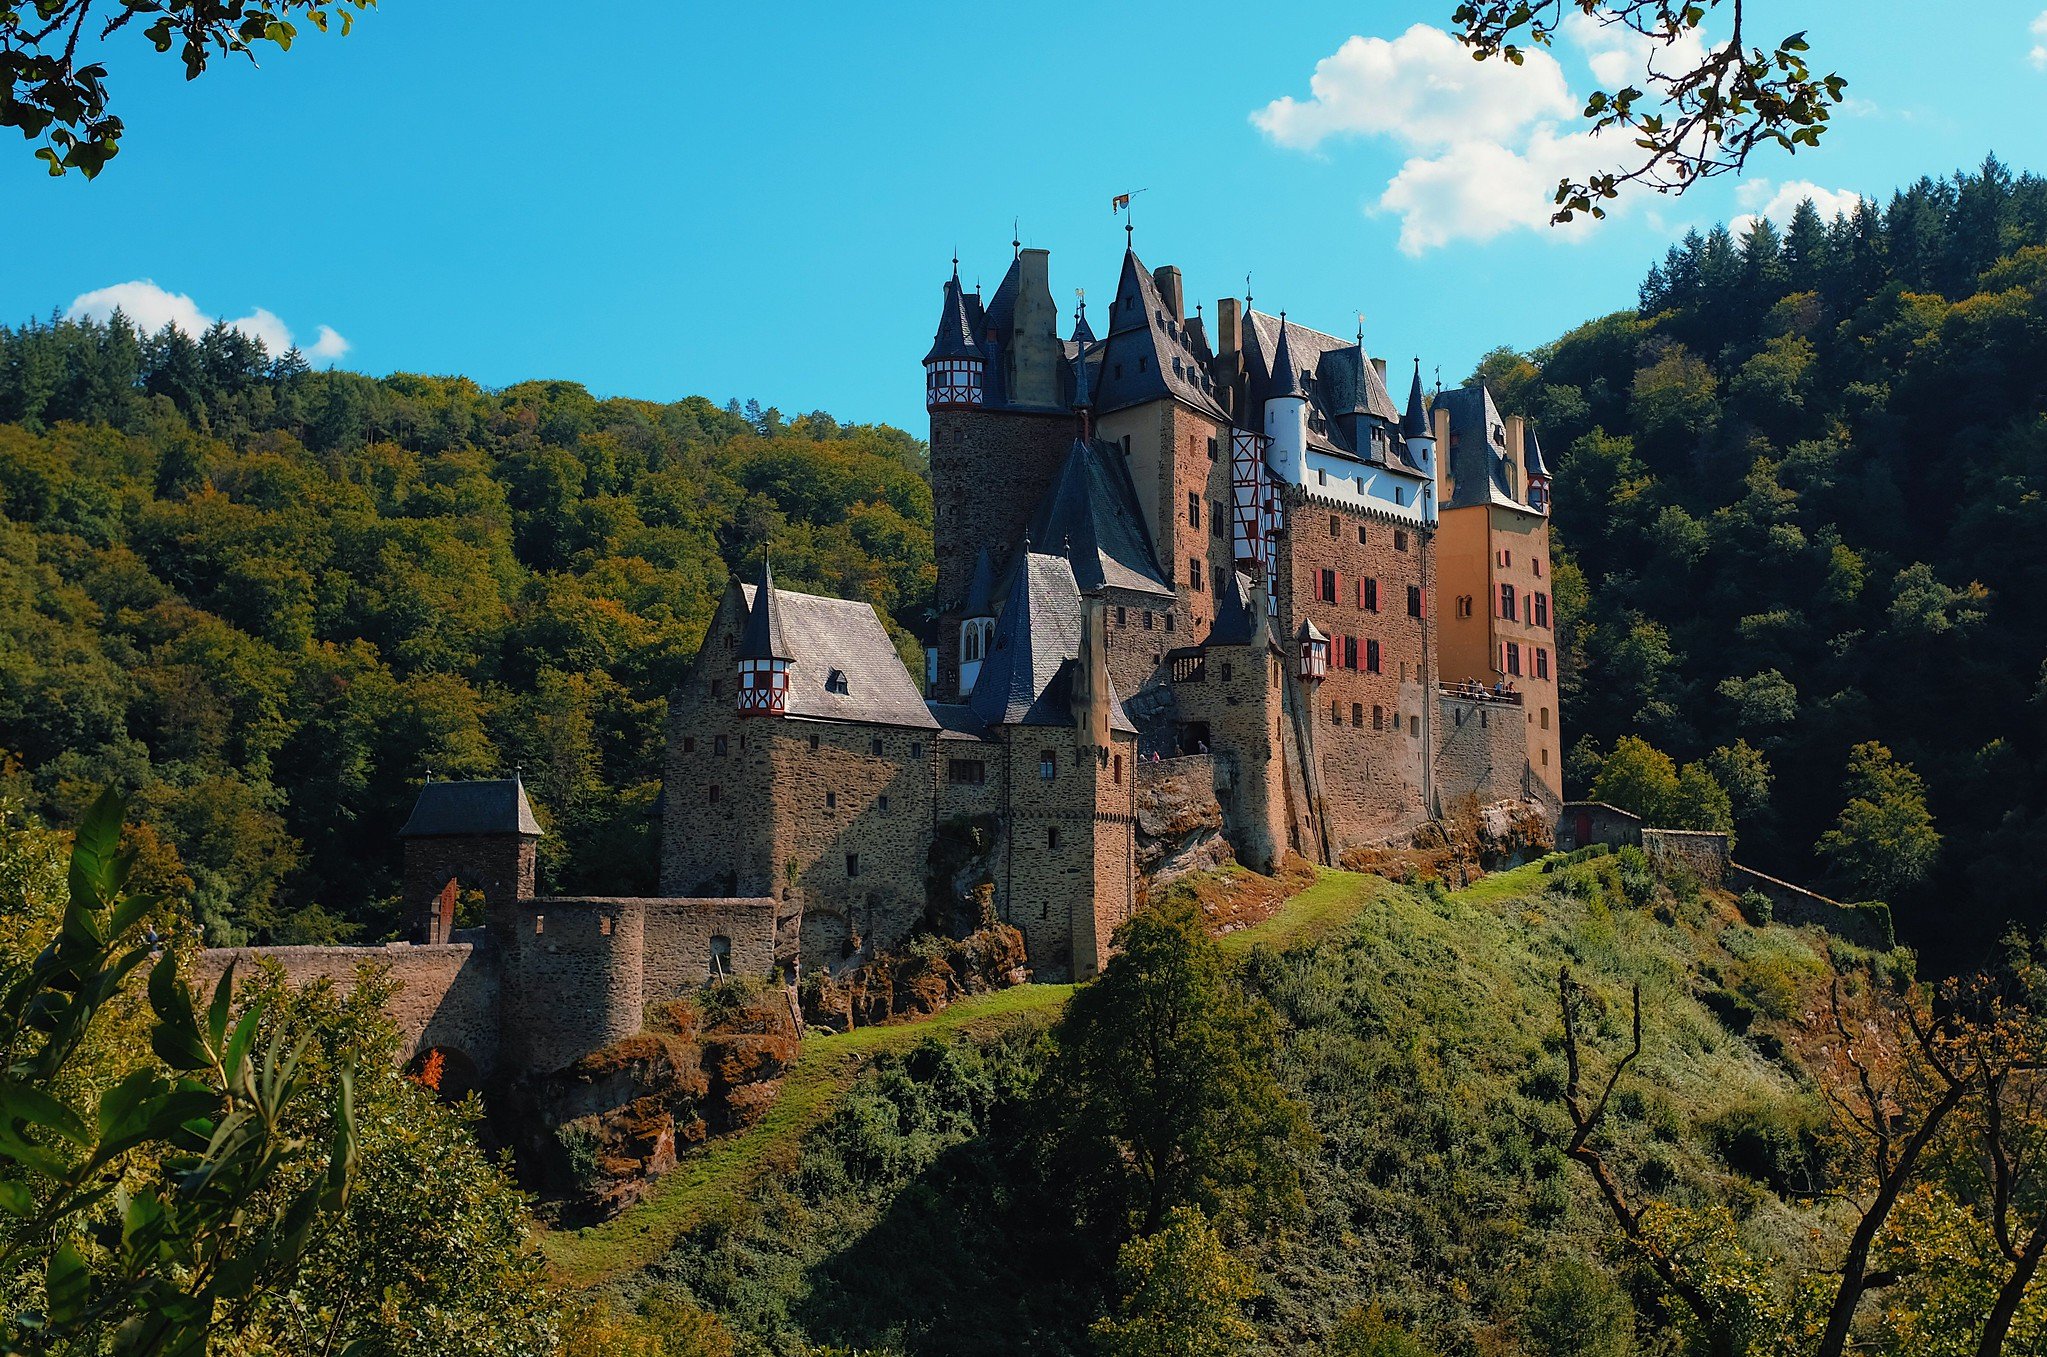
1042,898 -> 1314,1239
1586,734 -> 1733,835
1489,157 -> 2047,963
1,0 -> 372,177
0,316 -> 931,942
1450,1 -> 1847,219
1087,1207 -> 1258,1357
1319,1308 -> 1435,1357
1813,742 -> 1940,901
0,789 -> 356,1355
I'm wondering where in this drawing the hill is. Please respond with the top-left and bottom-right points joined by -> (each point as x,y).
0,321 -> 932,943
564,852 -> 1889,1355
1473,156 -> 2047,966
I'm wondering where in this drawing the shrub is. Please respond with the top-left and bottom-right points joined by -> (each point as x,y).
1737,889 -> 1774,926
1323,1306 -> 1438,1356
1511,1257 -> 1636,1357
1702,1099 -> 1824,1194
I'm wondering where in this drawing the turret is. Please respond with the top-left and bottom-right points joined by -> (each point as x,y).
1296,617 -> 1329,683
924,263 -> 984,410
1401,359 -> 1435,475
957,546 -> 995,698
1070,294 -> 1095,347
1264,313 -> 1309,485
735,560 -> 792,716
398,773 -> 543,943
1524,425 -> 1551,514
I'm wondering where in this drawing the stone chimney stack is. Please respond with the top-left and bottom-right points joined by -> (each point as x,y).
1434,405 -> 1453,503
1216,296 -> 1241,361
1155,266 -> 1184,322
1504,414 -> 1527,502
1012,248 -> 1061,408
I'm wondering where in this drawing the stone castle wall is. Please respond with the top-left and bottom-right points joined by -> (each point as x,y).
495,897 -> 646,1075
192,942 -> 500,1074
1434,692 -> 1538,810
662,585 -> 777,899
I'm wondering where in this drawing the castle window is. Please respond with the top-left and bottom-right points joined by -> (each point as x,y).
1534,593 -> 1550,628
1317,469 -> 1328,487
827,669 -> 850,695
1143,611 -> 1153,630
1040,750 -> 1057,781
1342,635 -> 1357,670
826,791 -> 837,809
1541,706 -> 1551,730
846,853 -> 860,878
1213,565 -> 1226,596
911,742 -> 922,759
1212,505 -> 1225,538
1207,437 -> 1218,461
1318,569 -> 1337,603
708,935 -> 731,978
1533,556 -> 1544,578
1357,476 -> 1367,494
1457,595 -> 1474,619
1410,715 -> 1420,737
1352,702 -> 1363,726
1498,583 -> 1516,619
1047,827 -> 1060,850
709,679 -> 722,697
709,784 -> 720,803
1394,530 -> 1409,552
1360,577 -> 1378,611
1505,642 -> 1522,676
1331,701 -> 1341,725
714,735 -> 728,757
1221,662 -> 1232,682
683,737 -> 695,753
1113,754 -> 1123,785
1498,548 -> 1511,567
1373,706 -> 1384,730
1366,639 -> 1381,674
599,915 -> 613,936
1329,515 -> 1340,537
947,759 -> 985,785
809,734 -> 820,751
1542,747 -> 1550,766
1535,648 -> 1550,680
1357,525 -> 1367,545
1408,585 -> 1424,618
871,736 -> 884,755
533,915 -> 544,935
1394,485 -> 1406,506
1189,493 -> 1201,528
1165,615 -> 1174,633
1189,559 -> 1202,592
879,794 -> 890,812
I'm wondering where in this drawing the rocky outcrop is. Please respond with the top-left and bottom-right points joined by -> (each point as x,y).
509,982 -> 800,1222
1134,755 -> 1234,881
801,922 -> 1029,1032
1340,795 -> 1554,886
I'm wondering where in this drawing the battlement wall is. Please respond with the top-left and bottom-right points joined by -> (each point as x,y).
498,897 -> 646,1074
1435,692 -> 1537,810
192,942 -> 498,1073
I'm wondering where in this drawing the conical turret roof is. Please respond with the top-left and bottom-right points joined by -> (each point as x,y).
736,558 -> 790,660
1204,571 -> 1262,647
1269,314 -> 1304,398
1524,425 -> 1550,479
1070,298 -> 1095,346
1402,359 -> 1432,440
923,268 -> 981,364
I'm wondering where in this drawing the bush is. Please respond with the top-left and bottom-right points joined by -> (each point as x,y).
1615,845 -> 1657,907
1737,889 -> 1774,926
1702,1099 -> 1823,1194
1511,1257 -> 1636,1357
1323,1306 -> 1438,1356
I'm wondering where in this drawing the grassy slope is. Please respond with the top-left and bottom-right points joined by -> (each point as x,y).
541,868 -> 1399,1287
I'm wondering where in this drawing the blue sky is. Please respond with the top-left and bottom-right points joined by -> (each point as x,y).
5,0 -> 2045,432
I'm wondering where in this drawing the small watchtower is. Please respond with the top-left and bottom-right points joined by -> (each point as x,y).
398,773 -> 544,943
923,263 -> 985,410
735,560 -> 793,717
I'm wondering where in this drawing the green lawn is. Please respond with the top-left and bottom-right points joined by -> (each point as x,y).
541,862 -> 1404,1287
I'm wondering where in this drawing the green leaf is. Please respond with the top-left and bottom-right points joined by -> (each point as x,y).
206,961 -> 235,1053
0,1178 -> 32,1216
46,1238 -> 89,1327
0,1077 -> 93,1146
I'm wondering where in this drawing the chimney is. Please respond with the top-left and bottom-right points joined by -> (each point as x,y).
1183,315 -> 1207,351
1012,248 -> 1060,407
1370,356 -> 1388,385
1504,414 -> 1527,502
1216,297 -> 1241,361
1156,266 -> 1184,322
1434,405 -> 1452,502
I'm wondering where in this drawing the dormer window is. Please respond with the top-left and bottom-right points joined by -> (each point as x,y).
826,669 -> 850,695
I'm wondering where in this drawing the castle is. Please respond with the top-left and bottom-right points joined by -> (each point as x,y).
198,237 -> 1563,1087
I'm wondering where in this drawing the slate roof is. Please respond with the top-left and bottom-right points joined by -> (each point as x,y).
1524,426 -> 1550,479
969,552 -> 1135,733
1023,438 -> 1173,600
1070,299 -> 1095,346
1269,316 -> 1305,397
924,271 -> 981,364
961,546 -> 996,618
926,702 -> 993,743
735,582 -> 938,729
736,559 -> 788,660
1435,385 -> 1528,512
1241,310 -> 1425,474
1402,360 -> 1432,440
399,778 -> 544,838
1090,250 -> 1230,421
1203,570 -> 1265,648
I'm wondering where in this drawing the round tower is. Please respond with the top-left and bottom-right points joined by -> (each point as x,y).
736,559 -> 792,717
1401,357 -> 1436,476
1264,313 -> 1309,484
924,262 -> 985,410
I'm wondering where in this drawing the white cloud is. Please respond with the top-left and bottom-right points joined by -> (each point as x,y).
1378,128 -> 1613,254
1728,178 -> 1864,236
2031,11 -> 2047,68
65,279 -> 349,363
1251,24 -> 1575,153
1564,11 -> 1709,90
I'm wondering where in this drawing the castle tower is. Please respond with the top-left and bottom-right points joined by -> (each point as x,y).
1264,314 -> 1308,485
398,774 -> 543,943
923,265 -> 985,410
1523,425 -> 1551,514
1402,359 -> 1436,479
735,559 -> 792,717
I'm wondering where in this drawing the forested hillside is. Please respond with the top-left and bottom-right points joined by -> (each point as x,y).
0,319 -> 932,943
1479,157 -> 2047,965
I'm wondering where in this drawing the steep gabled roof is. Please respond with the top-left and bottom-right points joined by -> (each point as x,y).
1203,570 -> 1264,648
969,552 -> 1135,733
923,270 -> 981,364
399,777 -> 544,838
1024,437 -> 1173,599
1524,426 -> 1551,479
1402,360 -> 1432,440
1090,251 -> 1230,421
1241,310 -> 1423,472
1435,384 -> 1526,512
734,582 -> 938,729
